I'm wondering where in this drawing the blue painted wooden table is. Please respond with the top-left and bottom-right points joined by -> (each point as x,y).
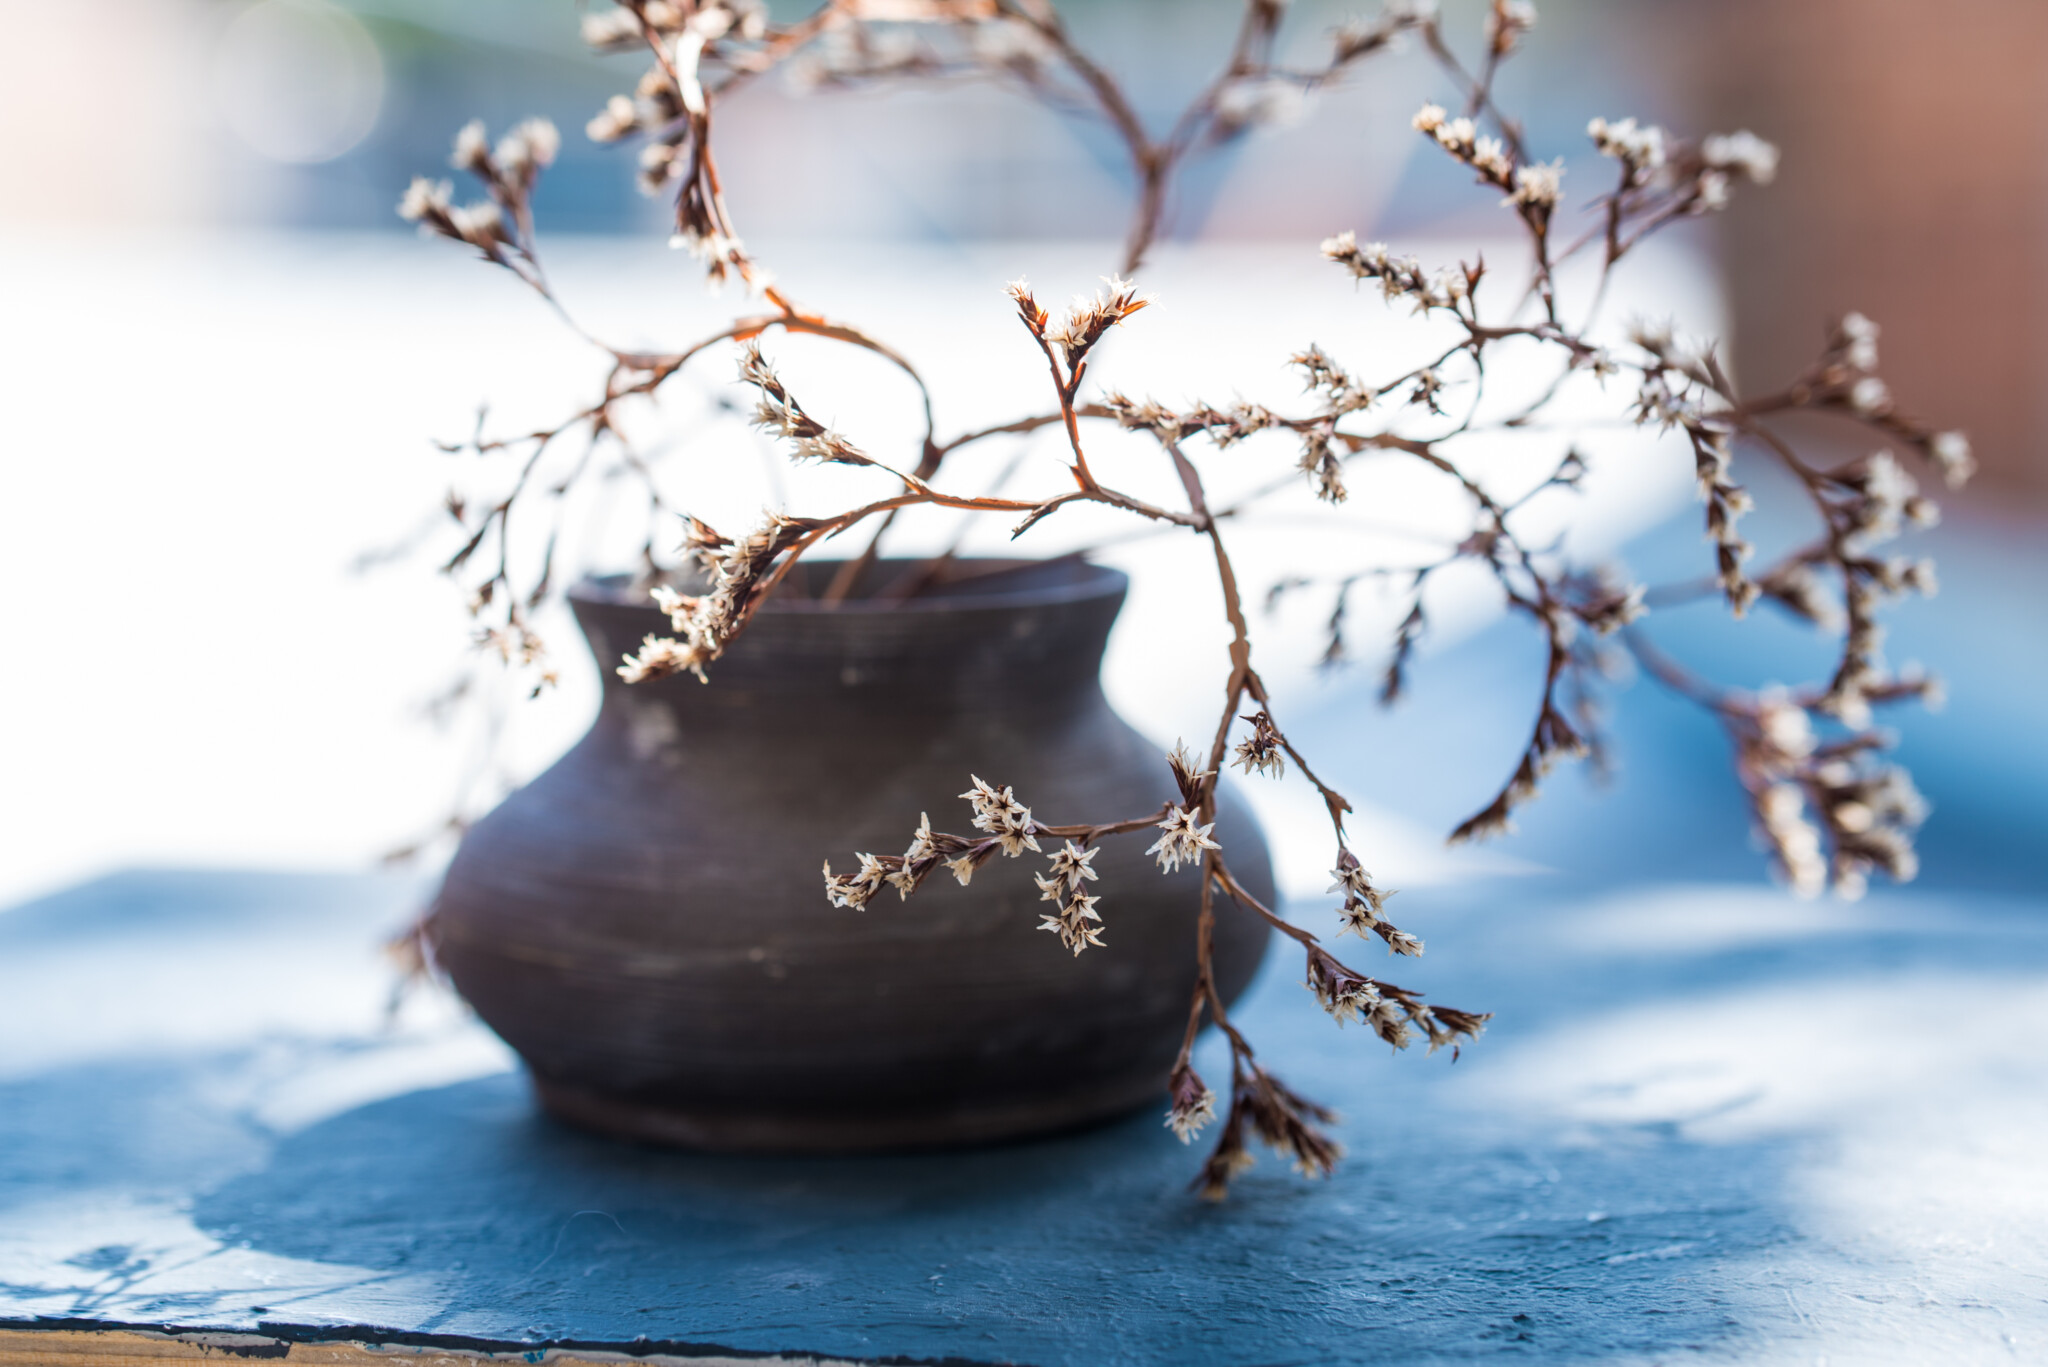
4,518 -> 2044,1364
5,862 -> 2045,1365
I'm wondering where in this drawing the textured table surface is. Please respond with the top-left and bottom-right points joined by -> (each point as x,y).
4,514 -> 2045,1365
3,856 -> 2046,1366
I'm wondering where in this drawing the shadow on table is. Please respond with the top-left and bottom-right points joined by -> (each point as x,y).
186,1064 -> 1793,1364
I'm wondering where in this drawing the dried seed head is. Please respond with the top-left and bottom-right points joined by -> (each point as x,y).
1305,945 -> 1382,1025
1165,1061 -> 1217,1143
1232,711 -> 1287,779
1166,741 -> 1212,807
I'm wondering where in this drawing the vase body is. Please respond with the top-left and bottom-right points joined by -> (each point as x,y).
430,558 -> 1273,1152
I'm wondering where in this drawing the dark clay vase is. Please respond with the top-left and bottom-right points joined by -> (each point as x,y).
430,558 -> 1274,1152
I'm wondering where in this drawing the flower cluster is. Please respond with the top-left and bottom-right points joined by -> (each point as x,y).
737,342 -> 874,466
1304,945 -> 1388,1029
1026,274 -> 1152,371
1328,849 -> 1424,957
1587,115 -> 1666,186
1194,1062 -> 1342,1197
1726,690 -> 1929,899
1100,394 -> 1283,455
1164,1059 -> 1218,1143
1035,840 -> 1105,956
1146,806 -> 1221,875
1702,129 -> 1780,186
399,118 -> 559,273
618,512 -> 821,683
1628,326 -> 1758,615
1583,110 -> 1777,222
821,781 -> 1052,913
1412,101 -> 1561,232
961,774 -> 1040,855
1320,230 -> 1473,316
1231,711 -> 1286,779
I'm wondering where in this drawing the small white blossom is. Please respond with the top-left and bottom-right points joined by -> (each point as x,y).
587,94 -> 638,143
1045,840 -> 1100,890
1587,115 -> 1666,178
1757,695 -> 1817,762
1038,889 -> 1106,956
451,119 -> 489,172
959,775 -> 1039,855
822,853 -> 889,911
1146,807 -> 1220,874
1693,170 -> 1730,213
1165,1064 -> 1217,1143
1703,129 -> 1780,184
1929,431 -> 1976,488
1848,375 -> 1891,416
1383,929 -> 1425,957
1507,159 -> 1564,210
397,177 -> 452,223
617,632 -> 708,684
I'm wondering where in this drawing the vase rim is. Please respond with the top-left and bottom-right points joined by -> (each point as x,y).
570,555 -> 1127,618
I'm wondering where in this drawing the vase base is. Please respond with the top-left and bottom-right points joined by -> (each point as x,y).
531,1072 -> 1167,1154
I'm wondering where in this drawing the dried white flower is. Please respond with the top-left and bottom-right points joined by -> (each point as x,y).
617,632 -> 708,684
960,775 -> 1040,855
496,117 -> 560,177
823,853 -> 890,911
1929,431 -> 1976,487
397,177 -> 453,224
1693,170 -> 1730,213
1756,694 -> 1816,762
1045,840 -> 1100,891
1507,159 -> 1564,210
451,119 -> 490,172
587,94 -> 639,143
1146,806 -> 1220,874
1232,711 -> 1286,779
1165,1063 -> 1217,1143
1587,116 -> 1666,179
1848,375 -> 1891,416
1703,129 -> 1780,184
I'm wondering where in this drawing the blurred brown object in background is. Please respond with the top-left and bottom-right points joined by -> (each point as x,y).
1699,0 -> 2048,504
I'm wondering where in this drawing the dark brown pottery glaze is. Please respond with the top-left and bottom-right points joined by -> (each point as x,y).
430,557 -> 1274,1152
